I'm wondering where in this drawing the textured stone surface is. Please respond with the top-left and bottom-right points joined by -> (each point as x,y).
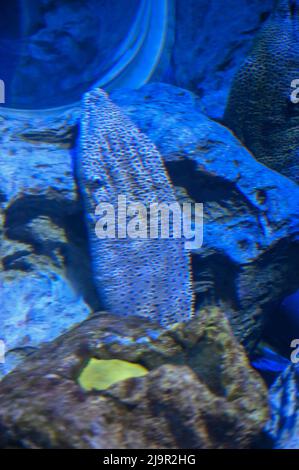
266,364 -> 299,449
165,0 -> 276,118
0,107 -> 95,377
224,0 -> 299,183
0,308 -> 268,449
112,83 -> 299,347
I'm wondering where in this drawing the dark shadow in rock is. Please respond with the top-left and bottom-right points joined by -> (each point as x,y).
64,210 -> 103,312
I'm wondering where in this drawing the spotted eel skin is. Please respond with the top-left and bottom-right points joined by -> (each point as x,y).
266,364 -> 299,448
78,88 -> 193,326
224,0 -> 299,183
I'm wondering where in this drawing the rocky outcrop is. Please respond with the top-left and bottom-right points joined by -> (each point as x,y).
0,307 -> 268,449
112,83 -> 299,347
0,107 -> 95,377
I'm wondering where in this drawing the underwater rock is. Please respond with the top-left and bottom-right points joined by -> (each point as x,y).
266,364 -> 299,449
167,0 -> 276,119
0,107 -> 79,233
111,83 -> 299,347
224,0 -> 299,183
0,267 -> 90,378
0,107 -> 94,376
0,308 -> 268,449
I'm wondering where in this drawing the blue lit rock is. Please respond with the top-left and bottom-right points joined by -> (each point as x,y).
0,267 -> 90,378
0,107 -> 93,377
266,364 -> 299,449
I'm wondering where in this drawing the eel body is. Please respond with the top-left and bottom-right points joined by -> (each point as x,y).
79,88 -> 193,326
224,0 -> 299,183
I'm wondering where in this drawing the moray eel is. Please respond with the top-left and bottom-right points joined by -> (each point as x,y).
224,0 -> 299,183
78,88 -> 193,326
